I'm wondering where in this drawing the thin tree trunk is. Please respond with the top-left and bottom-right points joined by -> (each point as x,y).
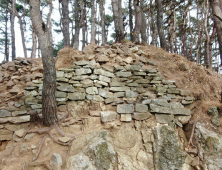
155,0 -> 168,51
196,2 -> 201,63
31,27 -> 37,58
74,0 -> 80,49
99,0 -> 106,45
82,1 -> 86,50
204,0 -> 211,68
29,0 -> 58,126
150,0 -> 157,46
168,3 -> 173,53
129,0 -> 133,41
11,0 -> 16,60
133,0 -> 142,43
91,0 -> 96,44
210,0 -> 222,65
112,0 -> 124,42
5,10 -> 9,61
15,0 -> 27,58
18,17 -> 27,58
209,25 -> 216,66
173,9 -> 177,53
61,0 -> 70,47
141,10 -> 147,43
189,11 -> 194,61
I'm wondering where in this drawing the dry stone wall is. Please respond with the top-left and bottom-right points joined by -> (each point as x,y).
0,59 -> 194,141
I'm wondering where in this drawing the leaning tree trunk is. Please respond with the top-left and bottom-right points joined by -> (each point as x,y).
91,0 -> 96,44
11,0 -> 16,60
61,0 -> 70,47
210,0 -> 222,65
155,0 -> 168,51
112,0 -> 124,42
29,0 -> 58,126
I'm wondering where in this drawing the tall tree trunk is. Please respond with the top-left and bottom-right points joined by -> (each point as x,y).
133,0 -> 142,43
74,0 -> 80,49
150,0 -> 157,45
31,27 -> 37,58
99,0 -> 106,45
29,0 -> 58,126
189,11 -> 194,61
91,0 -> 96,44
168,3 -> 173,53
11,0 -> 16,60
140,0 -> 147,43
210,0 -> 222,65
155,0 -> 168,51
61,0 -> 70,47
18,17 -> 27,58
204,0 -> 211,68
15,0 -> 27,58
112,0 -> 124,42
82,1 -> 86,50
209,25 -> 216,66
173,9 -> 177,53
129,0 -> 133,41
5,10 -> 9,61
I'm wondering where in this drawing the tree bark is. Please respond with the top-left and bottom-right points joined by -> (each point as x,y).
5,9 -> 9,61
99,0 -> 106,45
155,0 -> 168,51
47,0 -> 53,46
29,0 -> 58,126
150,0 -> 157,46
31,27 -> 37,58
112,0 -> 124,42
90,0 -> 96,44
11,0 -> 16,60
129,0 -> 133,41
61,0 -> 70,47
82,1 -> 86,50
74,0 -> 80,49
18,17 -> 27,58
133,0 -> 142,43
210,0 -> 222,65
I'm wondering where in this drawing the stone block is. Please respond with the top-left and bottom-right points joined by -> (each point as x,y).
15,129 -> 26,138
0,110 -> 11,118
167,88 -> 179,94
31,104 -> 42,109
99,75 -> 111,83
105,97 -> 117,104
135,104 -> 148,112
99,89 -> 113,98
127,82 -> 139,87
182,100 -> 193,105
72,75 -> 89,81
142,99 -> 152,105
117,104 -> 134,114
94,80 -> 108,86
86,95 -> 104,102
155,114 -> 174,124
170,102 -> 184,109
101,111 -> 117,122
149,104 -> 173,114
135,79 -> 150,84
56,77 -> 69,83
68,93 -> 86,101
55,91 -> 67,98
113,92 -> 125,98
86,87 -> 98,95
116,71 -> 132,77
110,81 -> 125,87
50,153 -> 63,170
12,110 -> 27,117
75,68 -> 92,75
133,72 -> 146,76
57,84 -> 74,92
133,112 -> 152,120
10,115 -> 30,123
125,90 -> 138,98
94,69 -> 114,77
172,108 -> 191,116
179,90 -> 191,96
110,87 -> 130,92
175,115 -> 191,124
0,129 -> 13,140
152,99 -> 170,107
90,111 -> 101,117
120,114 -> 132,122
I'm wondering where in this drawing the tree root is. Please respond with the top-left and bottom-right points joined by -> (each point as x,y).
185,119 -> 201,154
33,135 -> 47,161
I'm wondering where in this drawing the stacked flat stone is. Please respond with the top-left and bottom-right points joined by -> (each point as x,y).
0,60 -> 194,141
